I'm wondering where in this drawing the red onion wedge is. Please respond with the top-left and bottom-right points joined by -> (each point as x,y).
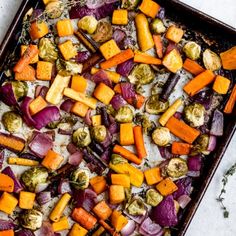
177,194 -> 191,209
110,94 -> 127,110
207,135 -> 217,152
120,82 -> 136,100
35,182 -> 49,193
121,220 -> 136,236
58,179 -> 72,194
116,59 -> 135,77
210,109 -> 224,136
37,191 -> 51,205
60,99 -> 75,113
21,96 -> 36,127
187,170 -> 201,177
0,82 -> 17,106
0,219 -> 16,231
139,217 -> 162,236
69,151 -> 83,166
187,155 -> 202,171
15,229 -> 35,236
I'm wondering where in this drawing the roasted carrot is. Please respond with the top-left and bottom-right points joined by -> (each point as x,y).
15,65 -> 36,81
224,84 -> 236,114
72,207 -> 97,230
99,220 -> 119,236
171,142 -> 192,155
153,35 -> 163,58
133,126 -> 147,159
14,44 -> 39,73
0,173 -> 14,192
183,70 -> 215,96
100,49 -> 134,70
113,145 -> 142,165
183,58 -> 205,75
166,116 -> 200,144
134,94 -> 145,109
134,52 -> 162,65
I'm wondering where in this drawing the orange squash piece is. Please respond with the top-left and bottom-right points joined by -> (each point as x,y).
0,173 -> 14,193
42,150 -> 64,170
30,21 -> 49,40
156,178 -> 178,196
165,25 -> 184,43
71,101 -> 89,117
139,0 -> 160,18
0,230 -> 14,236
21,45 -> 39,64
120,123 -> 134,146
56,19 -> 74,37
220,46 -> 236,70
0,192 -> 18,214
36,61 -> 53,80
213,75 -> 230,94
68,223 -> 88,236
94,83 -> 115,105
93,200 -> 112,220
15,65 -> 36,81
19,191 -> 36,209
144,167 -> 163,185
109,185 -> 125,204
111,210 -> 128,232
90,176 -> 107,195
71,75 -> 87,93
29,96 -> 47,115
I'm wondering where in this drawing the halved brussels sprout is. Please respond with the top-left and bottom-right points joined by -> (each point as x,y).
115,106 -> 134,123
2,111 -> 22,133
70,169 -> 90,190
92,21 -> 113,43
183,41 -> 201,60
126,198 -> 146,216
78,16 -> 98,34
203,49 -> 222,71
152,127 -> 171,146
12,81 -> 28,100
56,60 -> 83,76
39,38 -> 58,62
121,0 -> 140,10
146,189 -> 163,207
184,103 -> 205,127
151,19 -> 166,34
191,134 -> 210,156
73,127 -> 91,148
20,209 -> 43,230
130,64 -> 155,85
111,154 -> 128,165
166,157 -> 188,178
145,95 -> 169,115
91,125 -> 107,142
45,0 -> 64,19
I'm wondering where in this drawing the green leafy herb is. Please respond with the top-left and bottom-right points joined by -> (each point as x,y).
216,162 -> 236,218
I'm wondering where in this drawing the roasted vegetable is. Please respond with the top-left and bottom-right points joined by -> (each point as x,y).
130,64 -> 155,85
73,127 -> 91,148
78,16 -> 98,34
2,111 -> 22,133
45,0 -> 64,19
70,169 -> 90,190
121,0 -> 140,10
183,41 -> 201,60
203,49 -> 222,71
162,49 -> 183,73
21,167 -> 48,192
220,46 -> 236,70
146,189 -> 163,207
166,158 -> 188,178
56,59 -> 83,76
145,95 -> 169,114
127,198 -> 146,215
115,106 -> 134,123
152,127 -> 171,146
184,103 -> 205,127
39,38 -> 58,62
151,18 -> 166,34
20,209 -> 43,230
191,134 -> 210,155
91,125 -> 107,142
135,113 -> 156,135
92,21 -> 113,43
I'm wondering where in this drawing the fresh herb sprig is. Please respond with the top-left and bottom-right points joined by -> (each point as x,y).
217,162 -> 236,218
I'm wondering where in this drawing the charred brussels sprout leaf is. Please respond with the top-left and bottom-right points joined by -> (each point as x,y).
56,59 -> 82,76
111,154 -> 128,165
191,134 -> 210,155
39,38 -> 58,62
121,0 -> 140,10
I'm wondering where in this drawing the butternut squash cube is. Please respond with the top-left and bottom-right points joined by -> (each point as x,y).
68,223 -> 88,236
139,0 -> 160,18
30,21 -> 49,40
56,19 -> 74,37
21,45 -> 39,64
71,75 -> 87,93
94,82 -> 115,105
112,10 -> 128,25
99,39 -> 121,60
109,185 -> 125,204
58,40 -> 77,60
89,176 -> 107,195
92,115 -> 101,126
111,174 -> 130,188
36,61 -> 53,80
0,192 -> 18,214
29,96 -> 48,115
19,191 -> 36,209
43,0 -> 52,4
42,150 -> 64,170
111,210 -> 128,232
165,25 -> 184,43
52,216 -> 70,232
144,167 -> 163,185
213,75 -> 230,94
156,177 -> 178,196
162,49 -> 183,73
93,200 -> 112,220
120,123 -> 134,146
91,67 -> 121,83
71,101 -> 89,117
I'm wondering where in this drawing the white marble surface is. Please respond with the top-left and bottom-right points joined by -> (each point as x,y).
0,1 -> 236,235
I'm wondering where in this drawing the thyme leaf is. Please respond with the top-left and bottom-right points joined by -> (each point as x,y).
216,162 -> 236,218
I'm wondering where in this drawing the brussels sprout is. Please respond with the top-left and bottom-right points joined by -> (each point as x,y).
146,189 -> 163,207
151,18 -> 166,34
135,113 -> 156,135
56,59 -> 82,76
111,154 -> 128,165
70,169 -> 90,190
166,157 -> 188,178
92,21 -> 113,43
12,81 -> 28,100
130,64 -> 155,85
152,127 -> 171,146
145,95 -> 169,115
2,111 -> 22,133
127,198 -> 146,216
45,0 -> 64,19
203,49 -> 222,71
91,125 -> 107,142
115,106 -> 134,123
184,103 -> 205,127
21,167 -> 48,192
191,134 -> 210,155
78,16 -> 98,34
73,127 -> 91,148
121,0 -> 140,10
20,209 -> 43,230
183,41 -> 201,60
39,38 -> 58,62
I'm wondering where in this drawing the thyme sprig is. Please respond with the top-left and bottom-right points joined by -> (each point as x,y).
216,162 -> 236,218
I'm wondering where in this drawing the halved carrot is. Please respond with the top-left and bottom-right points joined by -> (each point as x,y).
224,84 -> 236,114
153,35 -> 163,58
183,58 -> 205,75
171,141 -> 192,155
133,126 -> 147,159
134,52 -> 162,65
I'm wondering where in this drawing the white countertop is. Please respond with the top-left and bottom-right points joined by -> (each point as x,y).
0,1 -> 236,235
